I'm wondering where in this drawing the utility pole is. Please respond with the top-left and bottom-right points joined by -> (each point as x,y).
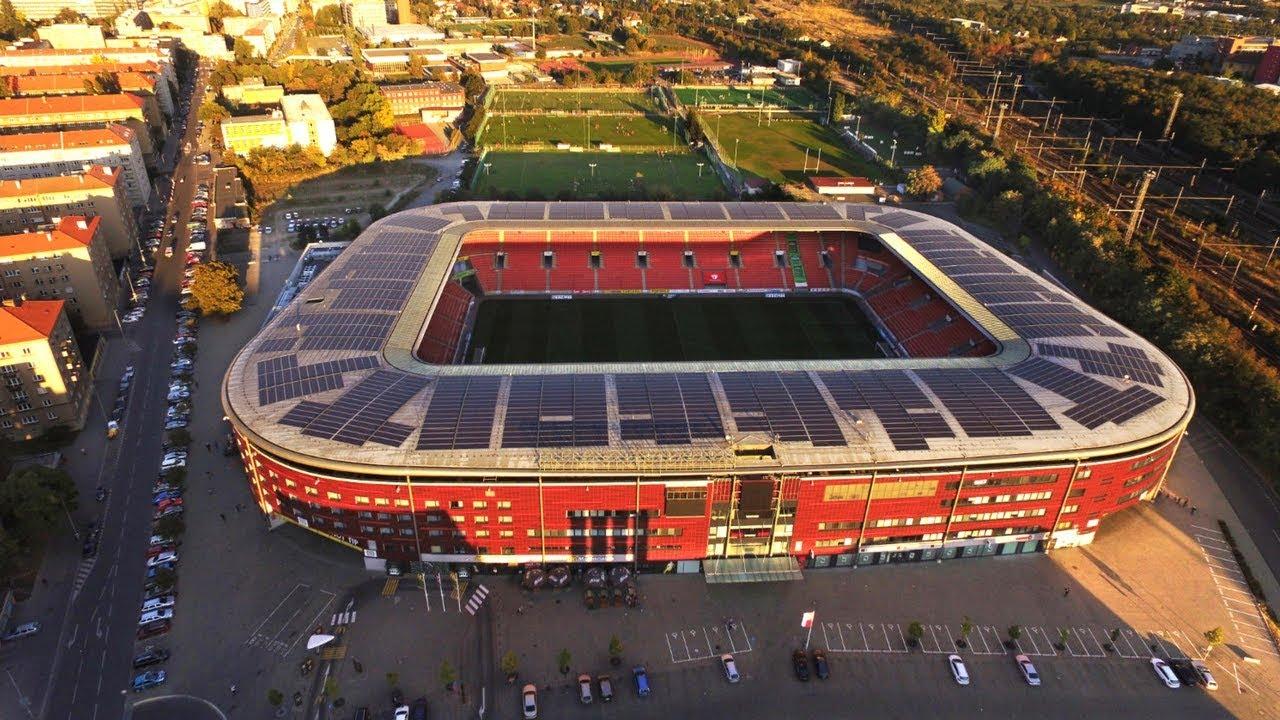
1162,90 -> 1182,141
1123,170 -> 1156,244
993,102 -> 1008,141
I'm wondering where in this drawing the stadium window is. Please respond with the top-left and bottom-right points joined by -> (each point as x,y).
729,250 -> 741,268
636,250 -> 649,268
542,250 -> 554,269
774,250 -> 787,268
683,250 -> 696,268
589,251 -> 602,269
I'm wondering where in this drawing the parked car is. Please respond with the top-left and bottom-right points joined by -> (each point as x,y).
141,596 -> 176,612
81,538 -> 98,557
632,665 -> 650,696
720,653 -> 740,683
1169,659 -> 1200,688
792,650 -> 810,681
521,683 -> 537,719
131,670 -> 166,692
1151,657 -> 1181,688
1190,659 -> 1218,690
137,620 -> 170,641
131,647 -> 170,669
597,675 -> 613,702
812,649 -> 830,679
95,486 -> 108,502
948,654 -> 970,686
577,673 -> 592,704
138,608 -> 174,626
145,563 -> 175,581
1015,654 -> 1040,686
2,621 -> 40,641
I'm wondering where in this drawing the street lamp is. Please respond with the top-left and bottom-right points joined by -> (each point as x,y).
588,163 -> 597,178
733,138 -> 740,168
890,138 -> 898,166
696,162 -> 705,178
853,114 -> 862,141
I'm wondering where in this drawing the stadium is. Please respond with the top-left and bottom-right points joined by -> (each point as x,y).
222,201 -> 1194,579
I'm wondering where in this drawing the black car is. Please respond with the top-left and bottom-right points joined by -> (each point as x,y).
132,647 -> 170,669
81,538 -> 97,557
812,650 -> 830,679
1168,659 -> 1201,687
409,699 -> 428,720
95,486 -> 108,502
792,650 -> 810,681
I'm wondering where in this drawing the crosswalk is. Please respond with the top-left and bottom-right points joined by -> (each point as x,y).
464,584 -> 490,615
71,557 -> 96,596
382,577 -> 400,597
331,610 -> 357,626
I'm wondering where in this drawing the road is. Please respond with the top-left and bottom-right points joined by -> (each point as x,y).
37,58 -> 213,720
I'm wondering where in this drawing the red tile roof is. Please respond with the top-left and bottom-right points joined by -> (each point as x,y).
0,61 -> 162,77
0,300 -> 64,343
0,216 -> 99,257
0,93 -> 145,118
0,124 -> 134,152
10,73 -> 157,96
0,165 -> 120,198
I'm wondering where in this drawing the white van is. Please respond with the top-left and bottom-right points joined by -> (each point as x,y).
187,241 -> 207,252
141,596 -> 176,612
139,608 -> 174,626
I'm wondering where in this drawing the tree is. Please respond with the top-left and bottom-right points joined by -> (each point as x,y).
161,467 -> 187,488
905,166 -> 943,198
557,648 -> 572,674
152,566 -> 177,590
83,72 -> 121,95
1203,627 -> 1226,658
608,634 -> 623,662
167,428 -> 192,447
207,0 -> 242,33
906,621 -> 924,648
407,54 -> 430,80
1007,625 -> 1022,648
267,689 -> 283,707
323,677 -> 339,697
153,514 -> 185,540
188,261 -> 244,315
958,616 -> 973,648
314,4 -> 342,28
52,7 -> 82,23
198,101 -> 230,123
0,0 -> 34,42
439,660 -> 456,689
830,92 -> 846,124
0,466 -> 78,546
385,672 -> 399,688
500,651 -> 518,679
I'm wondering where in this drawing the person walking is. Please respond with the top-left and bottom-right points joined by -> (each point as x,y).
1063,587 -> 1070,597
219,513 -> 227,522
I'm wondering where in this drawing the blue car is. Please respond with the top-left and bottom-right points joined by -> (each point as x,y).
153,491 -> 182,503
132,669 -> 166,692
145,563 -> 175,580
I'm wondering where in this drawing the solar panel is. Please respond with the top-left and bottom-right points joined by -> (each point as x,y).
501,375 -> 608,448
331,287 -> 409,311
488,202 -> 546,220
439,204 -> 484,221
286,370 -> 429,446
916,368 -> 1059,437
718,372 -> 845,446
819,370 -> 954,451
616,373 -> 725,445
667,203 -> 725,220
257,337 -> 296,353
781,204 -> 841,220
256,354 -> 379,405
606,202 -> 664,220
417,376 -> 501,450
548,203 -> 604,220
724,203 -> 784,220
842,205 -> 875,220
1009,357 -> 1163,429
870,211 -> 925,229
279,400 -> 327,428
1038,342 -> 1164,387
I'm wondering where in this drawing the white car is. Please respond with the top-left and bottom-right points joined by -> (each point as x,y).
160,456 -> 185,470
140,595 -> 176,612
1014,654 -> 1040,686
2,621 -> 41,641
948,654 -> 970,686
521,683 -> 537,719
577,673 -> 592,704
139,608 -> 174,626
720,653 -> 740,683
393,706 -> 409,720
1151,657 -> 1181,688
1190,659 -> 1218,690
147,551 -> 178,567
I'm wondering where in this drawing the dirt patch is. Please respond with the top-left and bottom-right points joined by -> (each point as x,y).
758,0 -> 891,42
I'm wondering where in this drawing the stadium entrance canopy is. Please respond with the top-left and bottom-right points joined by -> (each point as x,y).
703,557 -> 804,584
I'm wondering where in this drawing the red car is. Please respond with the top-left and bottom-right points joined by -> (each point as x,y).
137,621 -> 171,641
155,498 -> 183,511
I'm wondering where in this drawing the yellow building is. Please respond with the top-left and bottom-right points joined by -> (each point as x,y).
219,113 -> 290,155
0,216 -> 121,330
0,165 -> 138,259
0,299 -> 90,440
222,79 -> 286,106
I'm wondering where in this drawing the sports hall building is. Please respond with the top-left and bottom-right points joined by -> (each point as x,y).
222,201 -> 1194,578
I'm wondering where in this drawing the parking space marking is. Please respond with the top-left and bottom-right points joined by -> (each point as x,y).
1114,629 -> 1145,658
1077,627 -> 1108,657
921,625 -> 957,654
666,620 -> 752,664
970,625 -> 1005,655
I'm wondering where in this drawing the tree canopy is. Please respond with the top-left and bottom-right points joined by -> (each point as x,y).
0,465 -> 78,549
187,261 -> 244,315
0,0 -> 32,41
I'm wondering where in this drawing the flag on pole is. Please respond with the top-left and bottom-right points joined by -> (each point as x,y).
801,611 -> 816,629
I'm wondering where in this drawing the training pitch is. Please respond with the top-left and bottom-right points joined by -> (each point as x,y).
708,113 -> 884,185
471,151 -> 724,199
482,113 -> 678,148
490,88 -> 664,114
466,294 -> 882,364
675,85 -> 823,111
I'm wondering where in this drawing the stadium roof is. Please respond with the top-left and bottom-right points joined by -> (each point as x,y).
222,202 -> 1194,478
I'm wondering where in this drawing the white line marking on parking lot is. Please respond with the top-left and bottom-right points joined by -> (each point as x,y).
1191,523 -> 1223,534
249,583 -> 308,638
665,633 -> 679,664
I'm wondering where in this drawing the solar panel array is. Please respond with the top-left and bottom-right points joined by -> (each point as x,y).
615,373 -> 725,445
1039,342 -> 1164,387
606,202 -> 664,220
280,370 -> 428,446
488,202 -> 547,220
439,203 -> 484,221
719,372 -> 846,446
257,337 -> 296,353
725,203 -> 785,220
502,375 -> 608,448
781,204 -> 842,220
289,312 -> 396,352
667,203 -> 726,220
870,211 -> 926,229
417,376 -> 501,450
916,368 -> 1060,437
819,370 -> 955,451
1010,357 -> 1163,429
549,203 -> 604,220
257,353 -> 379,405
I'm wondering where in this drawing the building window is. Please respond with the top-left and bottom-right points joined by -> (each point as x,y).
472,501 -> 487,509
305,486 -> 319,495
474,530 -> 490,538
423,500 -> 440,508
473,515 -> 488,523
497,501 -> 512,509
354,496 -> 371,504
449,500 -> 463,509
498,515 -> 513,524
499,530 -> 514,537
326,492 -> 341,501
374,497 -> 390,506
1061,504 -> 1078,514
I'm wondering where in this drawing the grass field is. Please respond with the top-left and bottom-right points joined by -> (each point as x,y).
708,113 -> 885,185
468,295 -> 882,363
472,150 -> 723,200
675,85 -> 823,111
482,113 -> 679,148
491,88 -> 664,114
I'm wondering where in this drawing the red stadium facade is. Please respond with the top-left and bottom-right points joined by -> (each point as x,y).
224,202 -> 1194,575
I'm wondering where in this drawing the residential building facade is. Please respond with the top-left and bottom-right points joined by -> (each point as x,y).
280,94 -> 337,157
0,216 -> 120,330
0,300 -> 90,440
220,114 -> 291,155
0,165 -> 137,258
0,126 -> 151,208
380,82 -> 465,120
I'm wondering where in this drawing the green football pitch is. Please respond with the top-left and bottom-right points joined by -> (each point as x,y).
472,151 -> 723,200
466,295 -> 882,364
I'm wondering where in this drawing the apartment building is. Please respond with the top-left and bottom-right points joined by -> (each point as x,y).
0,299 -> 90,440
222,79 -> 285,106
0,166 -> 137,259
220,114 -> 291,155
221,95 -> 337,157
6,72 -> 173,116
0,216 -> 120,330
7,0 -> 117,20
0,126 -> 150,208
0,94 -> 164,159
342,0 -> 388,31
34,23 -> 108,49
